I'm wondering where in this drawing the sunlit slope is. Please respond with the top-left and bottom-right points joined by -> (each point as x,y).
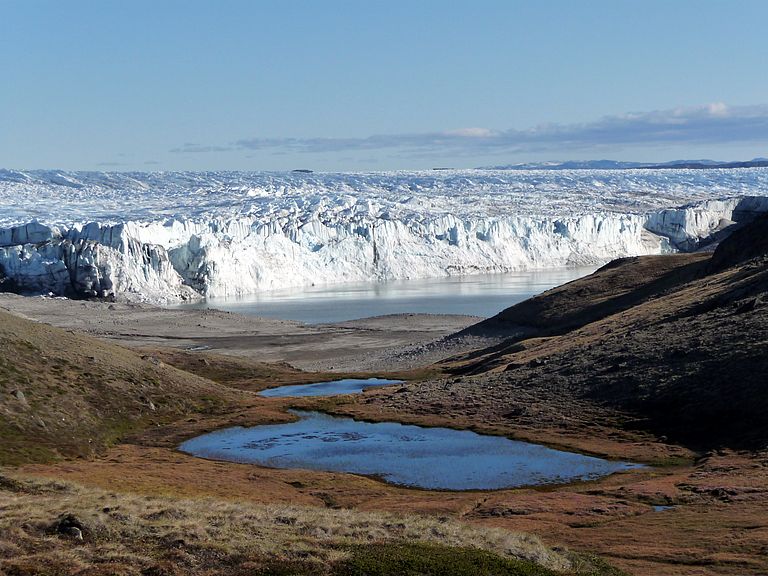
0,308 -> 238,464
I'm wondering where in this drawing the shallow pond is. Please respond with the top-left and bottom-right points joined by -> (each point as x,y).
179,410 -> 640,490
259,378 -> 402,398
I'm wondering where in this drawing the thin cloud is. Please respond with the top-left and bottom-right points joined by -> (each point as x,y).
170,143 -> 234,153
175,103 -> 768,156
443,127 -> 497,138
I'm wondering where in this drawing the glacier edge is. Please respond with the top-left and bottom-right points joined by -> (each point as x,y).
1,196 -> 767,304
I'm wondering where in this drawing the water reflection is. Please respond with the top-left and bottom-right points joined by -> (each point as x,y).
259,378 -> 402,398
173,267 -> 595,324
180,410 -> 640,490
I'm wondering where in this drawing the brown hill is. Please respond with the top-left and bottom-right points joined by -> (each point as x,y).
708,211 -> 768,273
443,216 -> 768,449
0,309 -> 242,464
457,253 -> 709,341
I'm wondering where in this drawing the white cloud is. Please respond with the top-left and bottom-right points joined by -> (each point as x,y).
443,127 -> 495,138
707,102 -> 729,116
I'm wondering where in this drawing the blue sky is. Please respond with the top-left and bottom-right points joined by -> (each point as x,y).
2,0 -> 767,171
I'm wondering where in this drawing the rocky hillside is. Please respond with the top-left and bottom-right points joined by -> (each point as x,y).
444,214 -> 768,449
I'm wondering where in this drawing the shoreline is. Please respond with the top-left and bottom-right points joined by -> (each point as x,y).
0,293 -> 483,372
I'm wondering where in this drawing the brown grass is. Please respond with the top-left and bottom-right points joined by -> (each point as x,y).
145,347 -> 438,393
0,474 -> 576,575
0,309 -> 251,465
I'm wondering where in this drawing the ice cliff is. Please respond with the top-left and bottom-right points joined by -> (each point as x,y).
1,169 -> 767,302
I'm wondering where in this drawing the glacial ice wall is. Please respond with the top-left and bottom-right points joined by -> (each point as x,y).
1,168 -> 767,302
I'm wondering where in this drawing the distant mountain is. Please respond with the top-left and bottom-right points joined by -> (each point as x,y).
642,158 -> 768,170
480,160 -> 646,170
481,158 -> 768,170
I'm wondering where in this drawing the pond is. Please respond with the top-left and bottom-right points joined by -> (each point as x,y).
259,378 -> 403,398
179,410 -> 640,490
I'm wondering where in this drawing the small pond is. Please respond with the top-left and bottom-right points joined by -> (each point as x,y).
179,410 -> 640,490
259,378 -> 402,398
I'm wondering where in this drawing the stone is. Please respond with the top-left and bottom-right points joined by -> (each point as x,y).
10,389 -> 28,408
52,513 -> 87,541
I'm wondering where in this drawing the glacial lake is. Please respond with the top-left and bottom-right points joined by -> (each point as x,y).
179,410 -> 640,490
259,378 -> 403,398
175,267 -> 595,324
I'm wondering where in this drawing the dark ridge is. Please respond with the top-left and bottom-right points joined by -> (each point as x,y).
454,254 -> 708,340
707,212 -> 768,273
642,159 -> 768,170
479,158 -> 768,171
443,214 -> 768,449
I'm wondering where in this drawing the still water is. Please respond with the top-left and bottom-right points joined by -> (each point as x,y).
175,267 -> 595,324
179,410 -> 639,490
177,267 -> 633,490
259,378 -> 403,398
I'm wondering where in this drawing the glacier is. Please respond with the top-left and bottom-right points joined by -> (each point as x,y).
1,168 -> 767,303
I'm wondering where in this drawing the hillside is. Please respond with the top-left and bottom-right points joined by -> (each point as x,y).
456,253 -> 709,340
445,214 -> 768,448
356,214 -> 768,452
0,309 -> 244,465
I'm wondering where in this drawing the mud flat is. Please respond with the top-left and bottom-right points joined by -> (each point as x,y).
0,293 -> 480,372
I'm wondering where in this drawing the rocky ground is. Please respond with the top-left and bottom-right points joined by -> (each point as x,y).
0,294 -> 480,372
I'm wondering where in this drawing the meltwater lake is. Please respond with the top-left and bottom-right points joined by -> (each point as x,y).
258,378 -> 403,398
181,378 -> 640,491
176,267 -> 595,324
180,410 -> 638,490
177,269 -> 637,491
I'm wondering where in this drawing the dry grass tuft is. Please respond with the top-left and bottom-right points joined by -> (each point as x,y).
0,474 -> 578,575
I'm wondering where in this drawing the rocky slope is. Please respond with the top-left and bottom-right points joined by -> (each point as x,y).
374,214 -> 768,450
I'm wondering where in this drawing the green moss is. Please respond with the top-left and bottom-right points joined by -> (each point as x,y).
644,455 -> 694,468
567,554 -> 629,576
194,394 -> 228,414
334,542 -> 558,576
195,559 -> 324,576
0,423 -> 58,466
99,414 -> 148,447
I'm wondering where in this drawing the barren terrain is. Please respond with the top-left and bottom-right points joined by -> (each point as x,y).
0,295 -> 479,372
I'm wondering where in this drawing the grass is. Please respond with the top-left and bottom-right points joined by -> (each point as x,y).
336,542 -> 560,576
142,348 -> 356,393
0,309 -> 249,466
146,348 -> 438,394
0,474 -> 630,576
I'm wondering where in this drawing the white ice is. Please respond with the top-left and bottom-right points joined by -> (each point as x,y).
1,168 -> 767,302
